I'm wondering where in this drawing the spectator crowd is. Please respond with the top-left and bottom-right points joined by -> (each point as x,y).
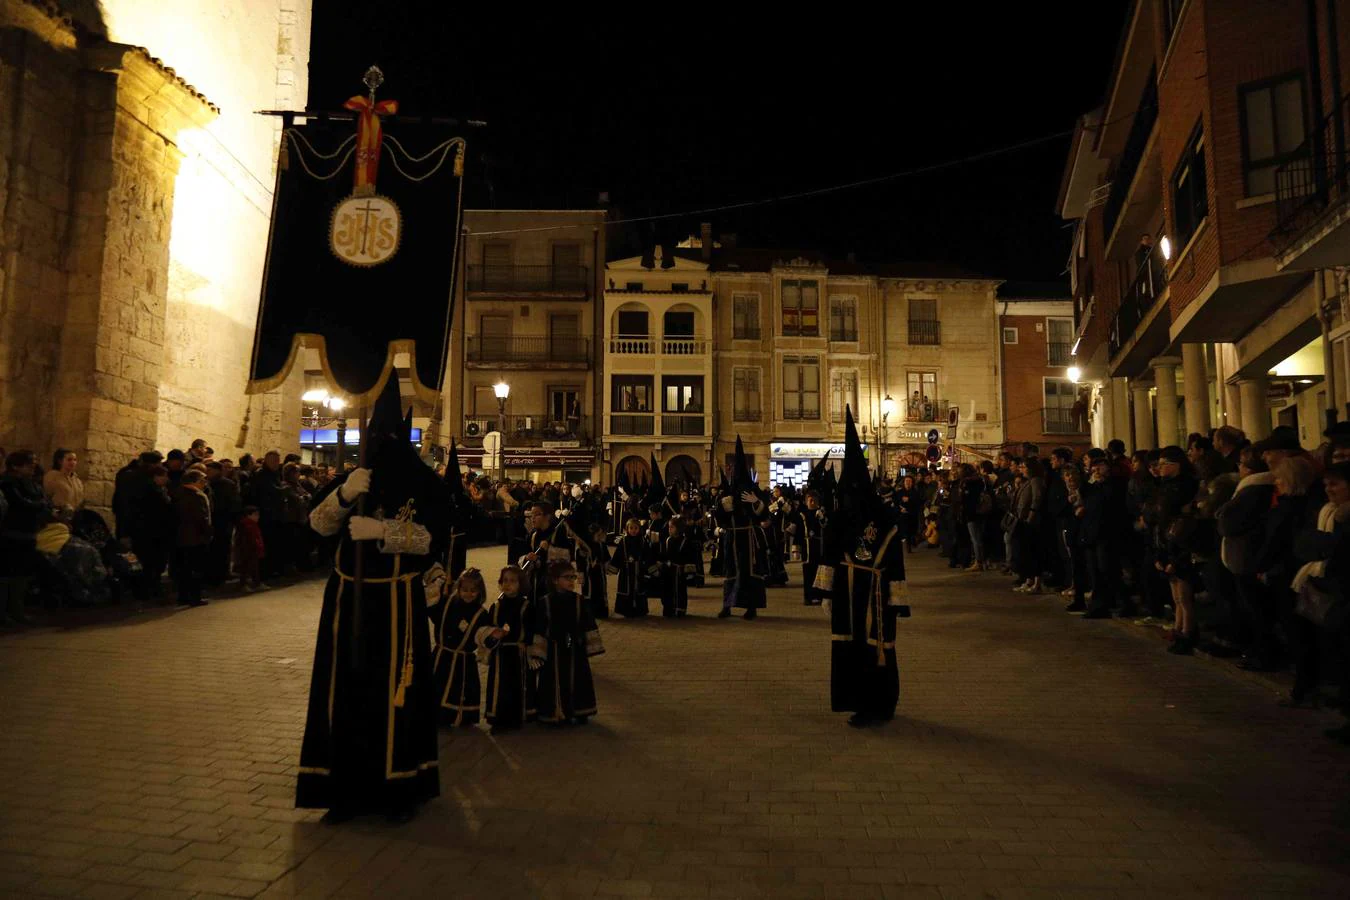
0,439 -> 334,621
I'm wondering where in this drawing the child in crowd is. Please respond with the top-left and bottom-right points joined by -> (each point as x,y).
656,518 -> 697,618
479,566 -> 536,734
234,506 -> 267,591
610,518 -> 649,618
583,522 -> 610,620
924,514 -> 940,548
429,568 -> 488,728
530,560 -> 604,725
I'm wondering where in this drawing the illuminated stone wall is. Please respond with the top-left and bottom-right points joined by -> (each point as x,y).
0,0 -> 311,516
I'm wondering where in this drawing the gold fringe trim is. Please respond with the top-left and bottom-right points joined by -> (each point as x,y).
247,333 -> 443,407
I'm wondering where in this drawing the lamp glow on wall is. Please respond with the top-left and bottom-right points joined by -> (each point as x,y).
1067,366 -> 1082,383
301,389 -> 347,411
881,394 -> 896,421
1159,235 -> 1173,261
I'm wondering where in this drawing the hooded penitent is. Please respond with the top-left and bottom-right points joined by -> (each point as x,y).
645,453 -> 668,514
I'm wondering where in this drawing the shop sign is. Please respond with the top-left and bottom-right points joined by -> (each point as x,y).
770,441 -> 868,459
503,450 -> 595,466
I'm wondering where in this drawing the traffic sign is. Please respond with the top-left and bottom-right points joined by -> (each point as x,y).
947,406 -> 959,427
926,428 -> 940,445
925,444 -> 941,462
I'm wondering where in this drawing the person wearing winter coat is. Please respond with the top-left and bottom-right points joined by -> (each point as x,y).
1287,461 -> 1350,722
1148,447 -> 1201,654
172,471 -> 213,608
1076,456 -> 1127,617
1216,450 -> 1278,670
1012,458 -> 1046,594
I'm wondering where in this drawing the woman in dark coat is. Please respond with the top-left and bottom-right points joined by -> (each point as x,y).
1,451 -> 51,623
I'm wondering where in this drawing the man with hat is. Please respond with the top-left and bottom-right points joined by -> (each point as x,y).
824,408 -> 909,727
1325,421 -> 1350,465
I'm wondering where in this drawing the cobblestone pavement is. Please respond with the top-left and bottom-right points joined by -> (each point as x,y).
2,545 -> 1350,899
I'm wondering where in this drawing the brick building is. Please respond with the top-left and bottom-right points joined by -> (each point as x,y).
1061,0 -> 1344,451
997,284 -> 1090,454
0,0 -> 310,515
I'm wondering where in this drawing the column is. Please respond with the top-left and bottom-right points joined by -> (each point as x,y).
1181,343 -> 1212,436
1238,375 -> 1271,440
1112,377 -> 1132,452
1096,383 -> 1115,450
1132,382 -> 1155,450
1152,356 -> 1181,448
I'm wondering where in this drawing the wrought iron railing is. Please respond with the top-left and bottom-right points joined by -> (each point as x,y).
609,414 -> 654,435
660,413 -> 706,436
1273,90 -> 1350,250
1043,407 -> 1087,435
466,264 -> 589,293
733,326 -> 761,340
733,409 -> 762,422
466,336 -> 590,363
904,398 -> 947,423
1048,341 -> 1073,367
462,414 -> 589,443
1104,68 -> 1158,244
830,328 -> 859,342
1108,250 -> 1166,359
908,320 -> 940,345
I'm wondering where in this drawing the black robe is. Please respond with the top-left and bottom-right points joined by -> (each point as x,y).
656,533 -> 697,617
716,504 -> 769,610
481,593 -> 535,728
530,590 -> 604,723
296,474 -> 446,812
428,597 -> 486,727
611,534 -> 649,618
797,507 -> 827,605
829,520 -> 907,719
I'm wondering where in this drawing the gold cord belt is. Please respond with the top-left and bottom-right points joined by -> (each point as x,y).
335,558 -> 418,706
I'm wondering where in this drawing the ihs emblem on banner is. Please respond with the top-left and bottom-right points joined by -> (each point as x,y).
330,66 -> 402,267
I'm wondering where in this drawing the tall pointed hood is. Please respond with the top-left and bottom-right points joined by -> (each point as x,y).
836,405 -> 880,527
443,440 -> 464,495
644,453 -> 667,511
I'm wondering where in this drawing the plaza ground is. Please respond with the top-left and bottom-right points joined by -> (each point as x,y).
1,546 -> 1349,898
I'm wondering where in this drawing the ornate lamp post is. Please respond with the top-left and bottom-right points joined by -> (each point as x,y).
302,389 -> 349,470
493,381 -> 510,478
880,393 -> 896,477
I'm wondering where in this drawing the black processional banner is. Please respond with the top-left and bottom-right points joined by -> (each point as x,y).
248,88 -> 466,406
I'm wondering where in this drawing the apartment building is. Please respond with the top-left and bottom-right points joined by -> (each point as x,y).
997,285 -> 1090,453
446,210 -> 606,482
1062,0 -> 1340,451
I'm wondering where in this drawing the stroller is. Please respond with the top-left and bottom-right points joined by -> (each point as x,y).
67,509 -> 140,605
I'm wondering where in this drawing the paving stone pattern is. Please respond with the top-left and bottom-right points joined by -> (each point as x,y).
2,546 -> 1349,899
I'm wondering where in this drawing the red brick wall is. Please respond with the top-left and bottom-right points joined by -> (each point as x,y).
1075,202 -> 1120,364
1000,311 -> 1089,451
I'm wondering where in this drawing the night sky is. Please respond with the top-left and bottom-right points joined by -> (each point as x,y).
309,6 -> 1129,283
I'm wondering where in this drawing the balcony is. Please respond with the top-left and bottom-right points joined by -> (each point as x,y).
908,320 -> 940,345
466,336 -> 590,368
1103,68 -> 1158,247
830,328 -> 859,342
1273,91 -> 1350,270
733,409 -> 762,422
462,414 -> 590,445
904,398 -> 947,423
607,335 -> 710,355
1043,407 -> 1088,435
1048,341 -> 1073,367
661,413 -> 706,436
466,264 -> 589,296
609,413 -> 654,436
733,326 -> 761,340
1107,253 -> 1165,360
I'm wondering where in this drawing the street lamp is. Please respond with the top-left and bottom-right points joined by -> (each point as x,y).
302,390 -> 350,470
881,393 -> 896,477
492,381 -> 510,479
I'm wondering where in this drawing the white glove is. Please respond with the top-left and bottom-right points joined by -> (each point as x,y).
740,491 -> 758,505
721,497 -> 735,512
339,468 -> 371,502
571,485 -> 583,499
528,657 -> 543,670
559,507 -> 572,518
348,515 -> 384,541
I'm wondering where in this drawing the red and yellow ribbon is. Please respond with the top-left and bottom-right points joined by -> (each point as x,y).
343,95 -> 399,195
